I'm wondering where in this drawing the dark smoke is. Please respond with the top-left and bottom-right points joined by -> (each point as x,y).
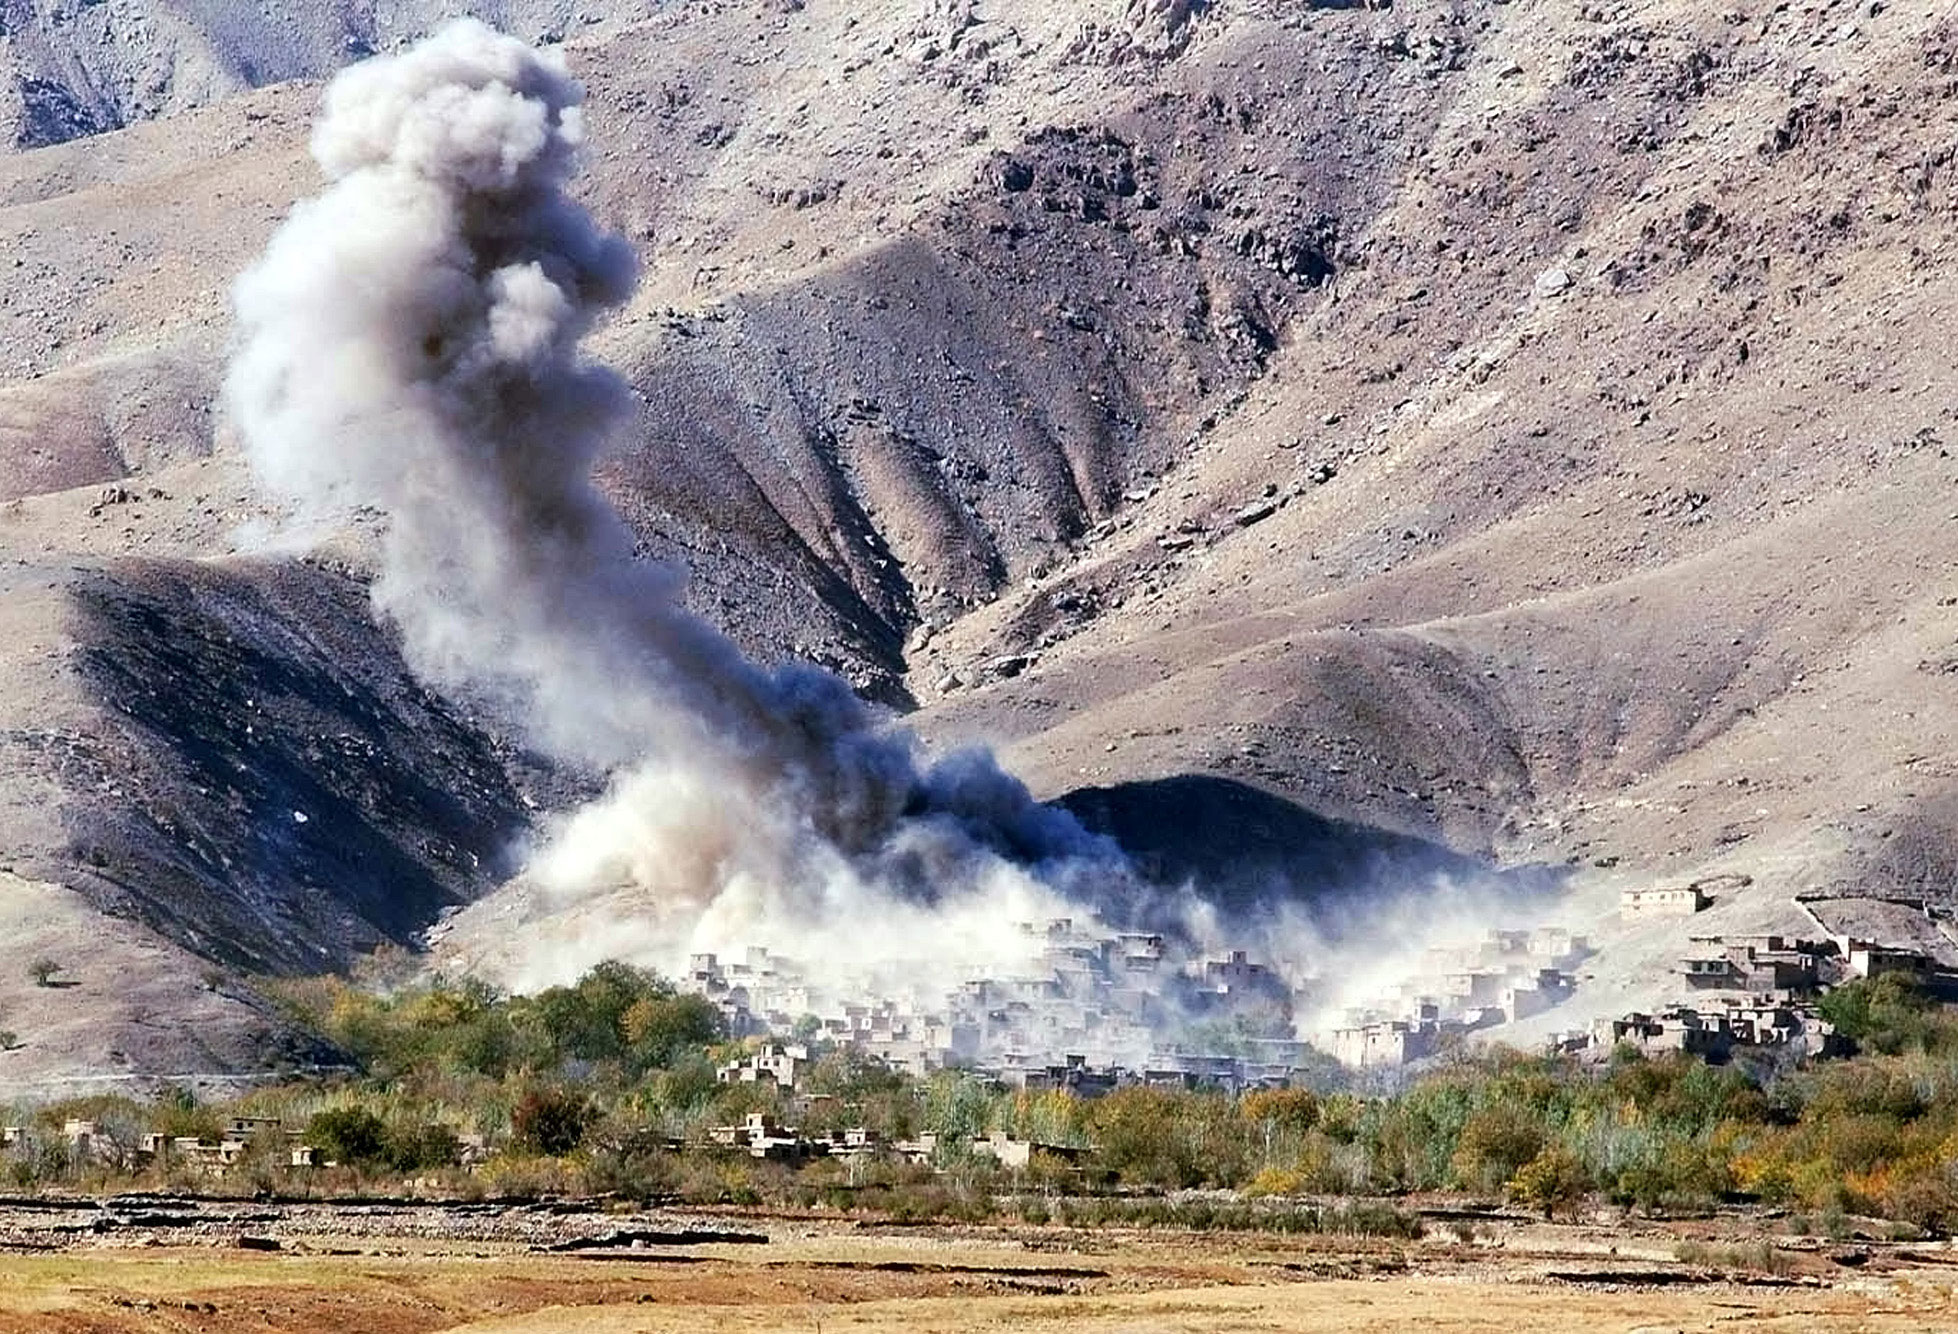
223,22 -> 1568,1063
224,19 -> 1125,986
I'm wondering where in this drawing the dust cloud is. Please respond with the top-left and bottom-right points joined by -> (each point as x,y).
224,20 -> 1560,1061
224,18 -> 1123,990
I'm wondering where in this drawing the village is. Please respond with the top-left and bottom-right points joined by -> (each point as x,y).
1321,888 -> 1958,1069
0,1095 -> 1103,1180
687,919 -> 1316,1095
11,887 -> 1955,1178
684,883 -> 1958,1088
3,1116 -> 352,1175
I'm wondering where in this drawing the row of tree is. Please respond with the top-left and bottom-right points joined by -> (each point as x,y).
5,968 -> 1957,1229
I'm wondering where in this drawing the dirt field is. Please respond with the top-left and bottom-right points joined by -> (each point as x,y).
0,1200 -> 1954,1333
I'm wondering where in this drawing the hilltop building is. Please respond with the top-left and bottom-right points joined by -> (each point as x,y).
1621,886 -> 1709,918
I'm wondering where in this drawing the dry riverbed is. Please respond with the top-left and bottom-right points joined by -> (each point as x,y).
0,1196 -> 1953,1332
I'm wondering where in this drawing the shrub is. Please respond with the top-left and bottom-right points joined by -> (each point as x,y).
512,1087 -> 592,1157
1451,1104 -> 1545,1193
580,1120 -> 677,1201
386,1122 -> 461,1173
1819,974 -> 1942,1055
1819,1203 -> 1851,1240
1872,1157 -> 1958,1232
1508,1145 -> 1589,1220
1674,1239 -> 1790,1276
1614,1138 -> 1733,1214
1245,1166 -> 1306,1197
1327,1201 -> 1425,1239
478,1153 -> 575,1199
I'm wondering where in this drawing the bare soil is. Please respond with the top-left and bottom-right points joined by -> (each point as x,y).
0,1199 -> 1952,1333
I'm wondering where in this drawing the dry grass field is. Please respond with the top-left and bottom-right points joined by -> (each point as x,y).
1,1216 -> 1955,1334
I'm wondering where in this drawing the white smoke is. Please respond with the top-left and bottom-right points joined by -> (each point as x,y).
224,19 -> 1122,988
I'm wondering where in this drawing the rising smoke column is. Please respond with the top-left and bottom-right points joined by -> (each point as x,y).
224,19 -> 1125,984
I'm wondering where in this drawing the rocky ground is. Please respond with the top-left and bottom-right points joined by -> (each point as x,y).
0,1 -> 637,151
0,1197 -> 1952,1333
2,0 -> 1958,1085
0,1193 -> 771,1252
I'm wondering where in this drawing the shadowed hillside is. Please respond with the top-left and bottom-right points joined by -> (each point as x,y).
1054,774 -> 1563,936
50,559 -> 540,975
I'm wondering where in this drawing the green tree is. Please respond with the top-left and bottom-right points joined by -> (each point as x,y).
1087,1087 -> 1247,1189
1602,1050 -> 1765,1133
305,1107 -> 389,1167
620,991 -> 722,1074
803,1049 -> 907,1101
524,962 -> 710,1069
1818,973 -> 1946,1055
640,1054 -> 720,1132
1241,1087 -> 1320,1135
151,1086 -> 220,1142
920,1072 -> 999,1147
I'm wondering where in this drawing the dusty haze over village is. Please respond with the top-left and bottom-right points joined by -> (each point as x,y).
1,0 -> 1957,1103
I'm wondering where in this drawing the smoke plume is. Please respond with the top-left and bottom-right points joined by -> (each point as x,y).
224,19 -> 1124,987
224,22 -> 1576,1072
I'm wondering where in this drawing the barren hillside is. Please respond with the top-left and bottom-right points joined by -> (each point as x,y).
0,1 -> 637,149
2,0 -> 1956,1087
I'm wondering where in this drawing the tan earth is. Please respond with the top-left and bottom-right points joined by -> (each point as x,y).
0,1221 -> 1955,1334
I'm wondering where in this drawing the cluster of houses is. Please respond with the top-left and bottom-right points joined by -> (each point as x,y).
1583,1001 -> 1850,1061
1304,891 -> 1958,1071
1794,894 -> 1954,981
9,893 -> 1945,1156
1318,927 -> 1590,1069
1,1115 -> 493,1175
688,894 -> 1958,1079
1,1103 -> 1088,1180
1677,935 -> 1828,993
1563,893 -> 1958,1066
703,1110 -> 1088,1169
689,919 -> 1308,1082
2,1116 -> 319,1171
718,1040 -> 1321,1100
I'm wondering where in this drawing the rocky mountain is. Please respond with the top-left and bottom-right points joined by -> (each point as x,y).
3,0 -> 1957,1089
0,1 -> 635,149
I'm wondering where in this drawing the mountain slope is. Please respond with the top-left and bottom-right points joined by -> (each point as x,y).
1,0 -> 1956,1083
0,0 -> 642,149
